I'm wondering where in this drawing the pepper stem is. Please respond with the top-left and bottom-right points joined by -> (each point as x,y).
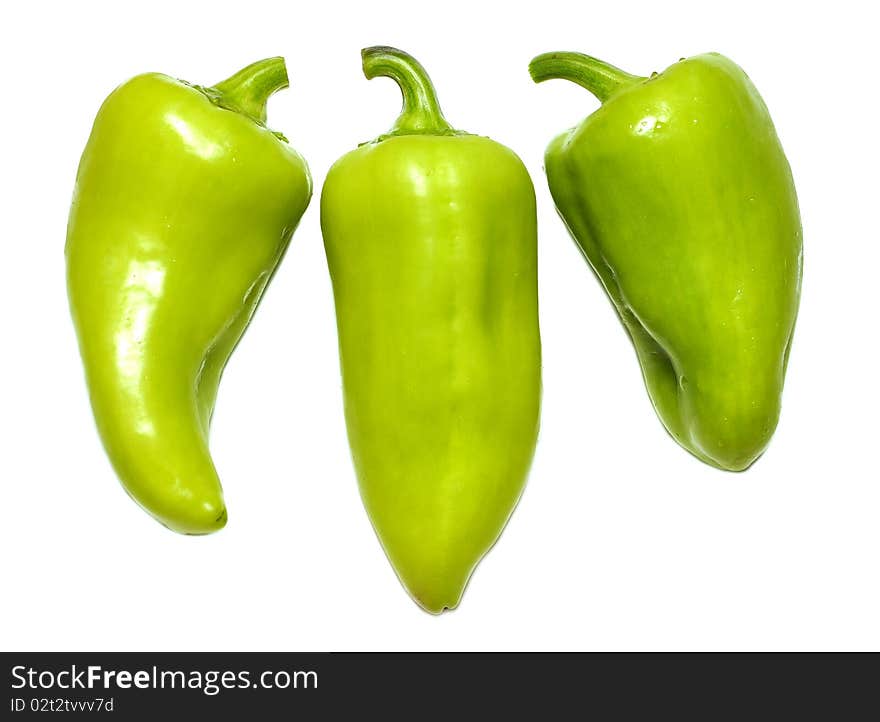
361,46 -> 453,136
211,57 -> 288,125
529,52 -> 645,103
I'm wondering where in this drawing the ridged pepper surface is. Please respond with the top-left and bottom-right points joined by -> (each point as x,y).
530,51 -> 802,471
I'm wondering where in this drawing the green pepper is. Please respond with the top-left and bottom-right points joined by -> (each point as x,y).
66,58 -> 312,534
321,47 -> 541,612
530,51 -> 802,471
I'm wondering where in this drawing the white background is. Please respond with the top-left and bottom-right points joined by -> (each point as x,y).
1,0 -> 878,651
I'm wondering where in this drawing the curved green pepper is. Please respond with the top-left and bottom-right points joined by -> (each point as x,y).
530,51 -> 802,471
321,47 -> 541,612
66,58 -> 312,534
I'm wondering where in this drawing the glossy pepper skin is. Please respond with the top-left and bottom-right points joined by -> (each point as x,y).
530,51 -> 802,471
321,47 -> 541,612
66,58 -> 312,534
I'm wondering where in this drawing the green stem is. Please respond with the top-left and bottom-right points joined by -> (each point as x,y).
211,57 -> 288,125
528,52 -> 645,103
361,46 -> 453,136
